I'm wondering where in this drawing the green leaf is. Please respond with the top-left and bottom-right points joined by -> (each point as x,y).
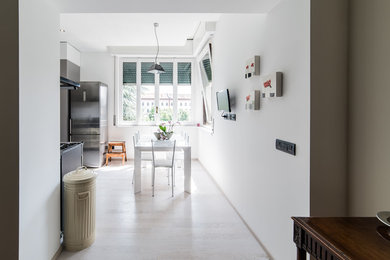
159,125 -> 166,132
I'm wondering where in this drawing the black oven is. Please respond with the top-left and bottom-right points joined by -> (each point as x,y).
60,142 -> 83,233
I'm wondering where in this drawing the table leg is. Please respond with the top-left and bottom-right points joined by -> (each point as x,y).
184,147 -> 191,193
134,148 -> 141,193
297,247 -> 306,260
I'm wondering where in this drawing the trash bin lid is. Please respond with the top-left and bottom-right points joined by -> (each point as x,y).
63,166 -> 96,184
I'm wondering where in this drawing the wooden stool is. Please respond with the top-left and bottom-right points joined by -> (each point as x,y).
106,141 -> 127,165
106,152 -> 126,166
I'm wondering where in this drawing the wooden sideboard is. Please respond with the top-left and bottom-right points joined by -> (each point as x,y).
292,217 -> 390,260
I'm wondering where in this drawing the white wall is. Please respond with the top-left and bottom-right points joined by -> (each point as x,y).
197,3 -> 310,259
348,0 -> 390,216
19,0 -> 60,259
80,52 -> 199,158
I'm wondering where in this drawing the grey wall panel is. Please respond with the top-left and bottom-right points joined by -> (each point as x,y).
0,0 -> 19,258
310,0 -> 348,217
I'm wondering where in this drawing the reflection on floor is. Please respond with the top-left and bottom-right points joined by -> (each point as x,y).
58,160 -> 269,260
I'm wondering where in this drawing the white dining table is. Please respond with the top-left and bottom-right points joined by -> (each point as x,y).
133,136 -> 191,194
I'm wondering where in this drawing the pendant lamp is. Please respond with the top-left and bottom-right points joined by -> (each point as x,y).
148,23 -> 165,74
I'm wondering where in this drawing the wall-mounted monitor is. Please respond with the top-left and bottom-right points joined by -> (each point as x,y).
216,89 -> 231,112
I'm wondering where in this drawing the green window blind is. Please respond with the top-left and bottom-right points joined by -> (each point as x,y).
178,62 -> 192,84
123,62 -> 136,84
202,59 -> 212,82
141,62 -> 155,84
159,62 -> 173,84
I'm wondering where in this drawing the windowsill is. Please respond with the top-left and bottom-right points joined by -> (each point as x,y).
198,124 -> 214,134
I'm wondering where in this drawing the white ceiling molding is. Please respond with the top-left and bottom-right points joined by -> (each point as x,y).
109,40 -> 194,57
108,22 -> 217,58
60,13 -> 220,52
192,22 -> 216,57
57,0 -> 280,13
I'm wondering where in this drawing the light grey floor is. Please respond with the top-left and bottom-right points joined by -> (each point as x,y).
59,160 -> 269,260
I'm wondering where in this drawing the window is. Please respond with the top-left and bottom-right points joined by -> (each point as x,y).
177,62 -> 192,122
118,58 -> 193,125
141,62 -> 155,84
141,62 -> 155,122
122,62 -> 137,121
198,43 -> 213,125
159,62 -> 173,84
159,62 -> 173,122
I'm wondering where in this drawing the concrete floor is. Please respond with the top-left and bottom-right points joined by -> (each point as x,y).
59,160 -> 269,260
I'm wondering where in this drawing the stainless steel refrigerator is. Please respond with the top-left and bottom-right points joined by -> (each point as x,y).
70,82 -> 108,167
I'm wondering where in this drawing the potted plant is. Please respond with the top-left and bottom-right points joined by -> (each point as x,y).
154,121 -> 179,140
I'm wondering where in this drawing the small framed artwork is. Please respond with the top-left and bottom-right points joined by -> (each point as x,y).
261,72 -> 283,98
245,56 -> 260,79
245,90 -> 260,110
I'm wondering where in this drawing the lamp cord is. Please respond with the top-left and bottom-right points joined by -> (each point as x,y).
154,25 -> 159,64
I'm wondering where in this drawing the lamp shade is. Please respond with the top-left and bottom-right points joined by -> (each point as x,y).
148,63 -> 165,74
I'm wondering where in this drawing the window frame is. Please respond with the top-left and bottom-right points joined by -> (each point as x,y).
116,57 -> 194,126
197,42 -> 214,126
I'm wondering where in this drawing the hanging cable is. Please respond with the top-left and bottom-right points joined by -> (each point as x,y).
154,23 -> 159,64
148,22 -> 165,74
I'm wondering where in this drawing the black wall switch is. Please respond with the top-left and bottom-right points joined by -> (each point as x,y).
228,113 -> 236,121
222,113 -> 236,121
276,139 -> 296,156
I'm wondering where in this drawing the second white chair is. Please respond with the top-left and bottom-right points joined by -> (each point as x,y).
132,134 -> 153,184
151,140 -> 176,197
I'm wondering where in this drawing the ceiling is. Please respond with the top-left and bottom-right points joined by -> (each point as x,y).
57,0 -> 279,13
60,13 -> 221,52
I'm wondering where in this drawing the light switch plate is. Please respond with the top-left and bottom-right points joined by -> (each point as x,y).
276,139 -> 296,156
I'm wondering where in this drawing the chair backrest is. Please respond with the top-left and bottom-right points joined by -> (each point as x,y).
135,131 -> 140,142
132,135 -> 137,148
151,139 -> 176,167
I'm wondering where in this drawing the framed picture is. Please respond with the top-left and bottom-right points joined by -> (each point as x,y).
245,56 -> 260,79
245,90 -> 260,110
261,72 -> 283,97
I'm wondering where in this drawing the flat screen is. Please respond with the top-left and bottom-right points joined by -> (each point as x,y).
216,89 -> 231,112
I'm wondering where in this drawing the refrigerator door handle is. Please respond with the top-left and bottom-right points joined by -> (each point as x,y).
69,118 -> 72,134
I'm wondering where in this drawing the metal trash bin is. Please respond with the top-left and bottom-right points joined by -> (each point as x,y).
63,166 -> 97,251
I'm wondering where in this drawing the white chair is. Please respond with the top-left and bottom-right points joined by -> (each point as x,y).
134,131 -> 153,161
132,135 -> 153,184
151,140 -> 176,197
134,132 -> 153,163
134,131 -> 140,143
